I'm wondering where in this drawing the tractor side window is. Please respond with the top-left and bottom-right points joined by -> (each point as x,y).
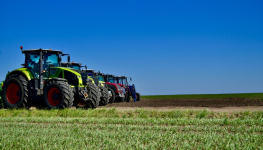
26,53 -> 40,79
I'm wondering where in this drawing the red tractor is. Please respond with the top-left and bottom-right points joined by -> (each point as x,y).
114,76 -> 140,102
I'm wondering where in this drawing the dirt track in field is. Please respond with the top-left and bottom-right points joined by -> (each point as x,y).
101,98 -> 263,112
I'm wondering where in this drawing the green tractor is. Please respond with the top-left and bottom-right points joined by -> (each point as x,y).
1,47 -> 99,109
61,62 -> 109,106
83,69 -> 110,105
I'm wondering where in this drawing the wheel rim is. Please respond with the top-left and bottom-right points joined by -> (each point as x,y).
47,87 -> 61,106
6,83 -> 21,104
76,101 -> 86,107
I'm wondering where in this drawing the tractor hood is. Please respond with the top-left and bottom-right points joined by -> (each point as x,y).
60,68 -> 93,86
106,82 -> 123,93
50,67 -> 87,86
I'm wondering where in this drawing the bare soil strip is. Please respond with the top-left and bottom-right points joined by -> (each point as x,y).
100,98 -> 263,112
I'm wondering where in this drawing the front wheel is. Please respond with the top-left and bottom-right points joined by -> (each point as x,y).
43,80 -> 74,109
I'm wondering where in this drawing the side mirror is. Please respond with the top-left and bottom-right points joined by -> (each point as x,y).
67,55 -> 70,63
130,78 -> 132,81
85,65 -> 87,70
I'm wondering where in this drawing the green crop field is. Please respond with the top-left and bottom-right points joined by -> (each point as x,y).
0,108 -> 262,149
142,93 -> 263,100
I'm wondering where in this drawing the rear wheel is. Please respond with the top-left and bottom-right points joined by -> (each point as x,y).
2,75 -> 30,109
99,86 -> 110,106
43,80 -> 73,109
136,93 -> 141,101
108,88 -> 115,103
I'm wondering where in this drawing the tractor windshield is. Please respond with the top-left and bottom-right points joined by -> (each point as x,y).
26,53 -> 40,78
71,65 -> 80,70
107,77 -> 117,83
61,63 -> 80,70
96,75 -> 104,82
119,78 -> 128,86
86,71 -> 94,77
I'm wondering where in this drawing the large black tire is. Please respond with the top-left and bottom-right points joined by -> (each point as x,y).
43,80 -> 74,109
108,88 -> 115,103
94,84 -> 101,106
2,75 -> 30,109
85,82 -> 100,109
99,86 -> 110,106
136,92 -> 141,101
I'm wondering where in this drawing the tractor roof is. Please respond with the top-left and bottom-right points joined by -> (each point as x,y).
105,74 -> 115,77
95,72 -> 105,76
61,62 -> 82,66
22,48 -> 62,54
85,69 -> 95,72
116,76 -> 126,78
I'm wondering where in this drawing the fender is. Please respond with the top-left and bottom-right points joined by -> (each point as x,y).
6,68 -> 34,81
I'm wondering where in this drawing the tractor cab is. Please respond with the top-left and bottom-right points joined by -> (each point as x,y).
23,49 -> 61,74
86,70 -> 106,84
61,62 -> 82,70
115,76 -> 131,88
85,69 -> 96,77
94,72 -> 105,82
21,48 -> 63,89
105,74 -> 117,84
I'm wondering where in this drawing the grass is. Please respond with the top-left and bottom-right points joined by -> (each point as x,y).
0,108 -> 263,119
142,93 -> 263,100
0,108 -> 262,149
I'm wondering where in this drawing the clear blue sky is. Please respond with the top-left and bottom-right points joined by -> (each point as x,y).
0,0 -> 262,95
